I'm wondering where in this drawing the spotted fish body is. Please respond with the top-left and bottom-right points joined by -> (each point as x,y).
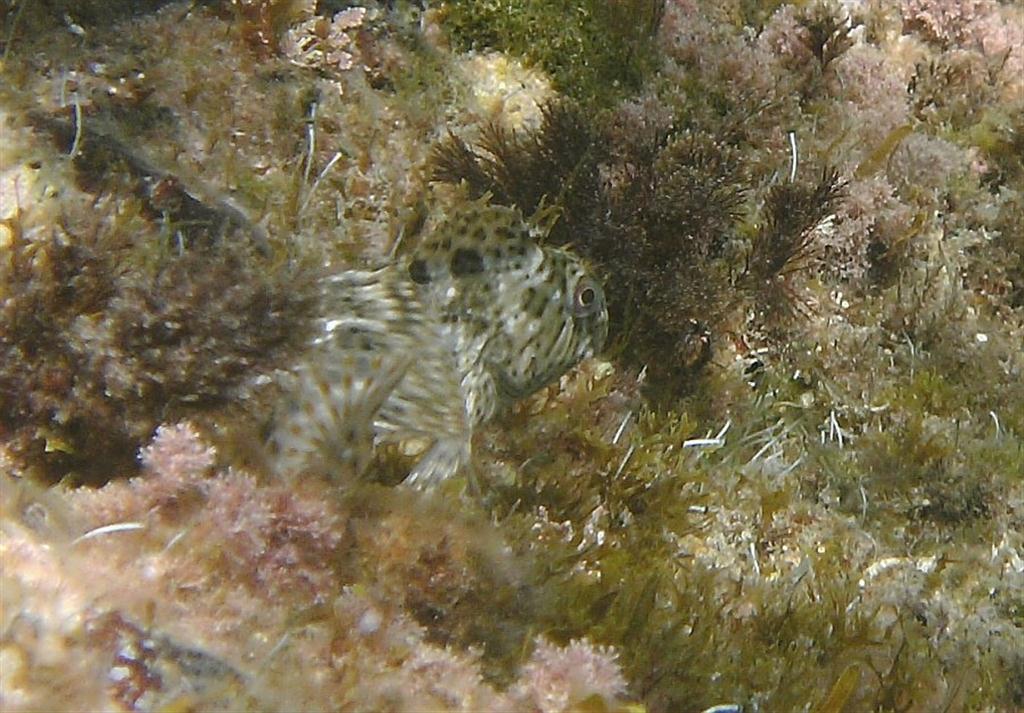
275,202 -> 608,487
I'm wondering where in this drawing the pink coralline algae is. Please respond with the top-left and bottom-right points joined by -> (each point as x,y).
199,468 -> 344,598
282,7 -> 368,74
138,421 -> 216,480
902,0 -> 1024,95
514,637 -> 629,713
902,0 -> 997,46
72,422 -> 216,522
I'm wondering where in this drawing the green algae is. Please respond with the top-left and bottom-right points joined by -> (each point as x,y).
438,0 -> 664,109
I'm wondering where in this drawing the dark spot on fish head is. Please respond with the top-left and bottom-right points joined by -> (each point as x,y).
409,259 -> 430,284
451,247 -> 484,276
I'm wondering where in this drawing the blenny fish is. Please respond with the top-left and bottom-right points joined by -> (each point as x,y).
274,201 -> 608,487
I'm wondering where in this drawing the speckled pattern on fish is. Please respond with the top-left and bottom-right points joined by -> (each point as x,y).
274,201 -> 609,487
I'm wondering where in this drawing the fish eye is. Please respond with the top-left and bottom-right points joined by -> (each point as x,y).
572,278 -> 601,317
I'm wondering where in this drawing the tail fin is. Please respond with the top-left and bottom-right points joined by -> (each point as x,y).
273,353 -> 412,483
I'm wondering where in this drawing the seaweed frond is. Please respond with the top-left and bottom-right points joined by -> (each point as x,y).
430,101 -> 599,221
739,167 -> 845,320
799,1 -> 856,71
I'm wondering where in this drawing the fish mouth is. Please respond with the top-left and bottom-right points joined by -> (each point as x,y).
489,344 -> 597,402
589,313 -> 610,354
491,366 -> 550,402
